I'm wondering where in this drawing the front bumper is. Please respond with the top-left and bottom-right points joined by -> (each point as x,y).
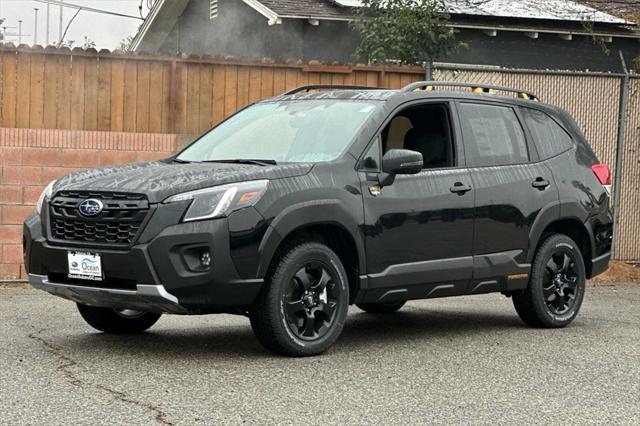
28,273 -> 187,314
23,207 -> 265,314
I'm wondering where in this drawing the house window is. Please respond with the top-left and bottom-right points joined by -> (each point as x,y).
210,0 -> 218,19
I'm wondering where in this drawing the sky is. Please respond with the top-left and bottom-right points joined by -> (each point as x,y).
0,0 -> 152,50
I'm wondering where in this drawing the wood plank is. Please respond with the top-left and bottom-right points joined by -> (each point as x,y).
260,67 -> 274,100
236,66 -> 249,110
1,52 -> 17,128
109,59 -> 125,132
135,61 -> 151,133
56,55 -> 71,130
97,58 -> 112,131
387,72 -> 401,89
15,52 -> 31,128
354,71 -> 367,86
224,66 -> 238,118
122,61 -> 137,132
296,70 -> 309,88
29,53 -> 44,129
320,73 -> 332,85
307,72 -> 321,86
83,56 -> 99,131
186,64 -> 200,134
69,55 -> 86,130
284,68 -> 298,92
42,54 -> 58,129
198,65 -> 213,132
174,62 -> 188,134
330,73 -> 345,86
148,61 -> 164,133
366,72 -> 378,87
161,62 -> 172,133
272,68 -> 286,95
211,65 -> 225,125
248,66 -> 262,103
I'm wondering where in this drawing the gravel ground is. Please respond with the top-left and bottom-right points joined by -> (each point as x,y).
1,284 -> 639,425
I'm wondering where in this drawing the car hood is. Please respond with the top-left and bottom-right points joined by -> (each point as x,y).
53,160 -> 313,203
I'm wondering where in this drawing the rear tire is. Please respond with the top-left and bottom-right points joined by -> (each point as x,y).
250,241 -> 349,357
356,301 -> 406,314
77,304 -> 161,334
513,234 -> 586,328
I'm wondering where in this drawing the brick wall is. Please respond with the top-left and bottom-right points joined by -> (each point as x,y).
0,128 -> 179,280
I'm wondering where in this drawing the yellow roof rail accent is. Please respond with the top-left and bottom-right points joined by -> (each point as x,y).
471,87 -> 494,94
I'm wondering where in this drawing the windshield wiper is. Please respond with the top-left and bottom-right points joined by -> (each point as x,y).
200,159 -> 277,166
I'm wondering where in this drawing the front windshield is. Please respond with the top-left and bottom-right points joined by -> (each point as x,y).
177,100 -> 379,163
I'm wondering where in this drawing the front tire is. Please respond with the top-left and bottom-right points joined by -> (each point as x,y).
513,234 -> 586,328
250,241 -> 349,357
77,304 -> 162,333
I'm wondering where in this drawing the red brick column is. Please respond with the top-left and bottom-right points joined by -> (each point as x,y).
0,128 -> 178,280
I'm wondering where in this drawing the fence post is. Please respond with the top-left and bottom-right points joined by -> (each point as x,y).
612,51 -> 630,259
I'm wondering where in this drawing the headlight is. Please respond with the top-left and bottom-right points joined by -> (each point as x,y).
164,180 -> 269,222
36,180 -> 57,214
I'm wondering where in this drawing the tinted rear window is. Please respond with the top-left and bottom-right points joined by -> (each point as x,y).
458,103 -> 529,167
521,108 -> 574,159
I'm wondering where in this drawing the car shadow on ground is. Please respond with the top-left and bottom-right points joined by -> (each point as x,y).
53,307 -> 525,359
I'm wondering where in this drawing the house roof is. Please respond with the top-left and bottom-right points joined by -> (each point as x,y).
131,0 -> 639,53
257,0 -> 632,24
256,0 -> 350,19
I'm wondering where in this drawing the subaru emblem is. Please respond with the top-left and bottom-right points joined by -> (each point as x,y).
78,199 -> 103,217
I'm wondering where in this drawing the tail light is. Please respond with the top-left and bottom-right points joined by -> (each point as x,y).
591,164 -> 611,185
592,163 -> 611,194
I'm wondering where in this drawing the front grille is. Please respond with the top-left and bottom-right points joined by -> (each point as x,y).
48,191 -> 150,247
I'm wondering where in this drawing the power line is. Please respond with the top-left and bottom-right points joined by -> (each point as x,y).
31,0 -> 144,20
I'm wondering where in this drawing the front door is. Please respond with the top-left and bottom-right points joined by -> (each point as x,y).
359,102 -> 475,303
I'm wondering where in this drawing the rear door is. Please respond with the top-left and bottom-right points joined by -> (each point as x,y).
456,101 -> 558,292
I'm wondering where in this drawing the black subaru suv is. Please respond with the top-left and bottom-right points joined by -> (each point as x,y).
24,82 -> 613,356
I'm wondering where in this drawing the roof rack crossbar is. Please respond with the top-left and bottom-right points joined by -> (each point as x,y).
284,84 -> 389,95
401,81 -> 539,100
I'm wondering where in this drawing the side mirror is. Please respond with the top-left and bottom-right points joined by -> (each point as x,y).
378,149 -> 423,187
382,149 -> 423,175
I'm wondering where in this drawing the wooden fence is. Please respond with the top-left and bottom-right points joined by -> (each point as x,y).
0,45 -> 423,136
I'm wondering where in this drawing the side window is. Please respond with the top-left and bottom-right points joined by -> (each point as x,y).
380,103 -> 455,169
459,103 -> 529,167
521,108 -> 573,159
360,137 -> 381,171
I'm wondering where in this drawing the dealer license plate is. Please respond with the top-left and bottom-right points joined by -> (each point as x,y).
67,252 -> 103,281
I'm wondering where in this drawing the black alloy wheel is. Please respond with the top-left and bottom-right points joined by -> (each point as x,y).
542,251 -> 580,315
283,262 -> 339,341
513,233 -> 586,328
250,241 -> 349,356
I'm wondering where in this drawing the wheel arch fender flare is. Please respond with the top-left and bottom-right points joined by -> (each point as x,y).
256,199 -> 366,278
528,199 -> 595,263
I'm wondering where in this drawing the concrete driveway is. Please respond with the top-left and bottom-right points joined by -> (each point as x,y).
1,284 -> 639,425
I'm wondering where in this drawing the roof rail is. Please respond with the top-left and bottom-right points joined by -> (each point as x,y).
401,81 -> 539,101
284,85 -> 389,95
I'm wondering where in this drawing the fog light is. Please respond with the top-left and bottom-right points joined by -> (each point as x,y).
200,251 -> 211,268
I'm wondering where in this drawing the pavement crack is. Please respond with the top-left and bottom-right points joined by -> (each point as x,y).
27,333 -> 83,387
95,385 -> 173,426
27,332 -> 173,425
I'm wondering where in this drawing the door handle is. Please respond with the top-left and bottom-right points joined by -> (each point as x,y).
450,182 -> 472,194
532,177 -> 550,189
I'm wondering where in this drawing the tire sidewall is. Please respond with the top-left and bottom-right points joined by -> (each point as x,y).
531,236 -> 586,326
271,243 -> 349,353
